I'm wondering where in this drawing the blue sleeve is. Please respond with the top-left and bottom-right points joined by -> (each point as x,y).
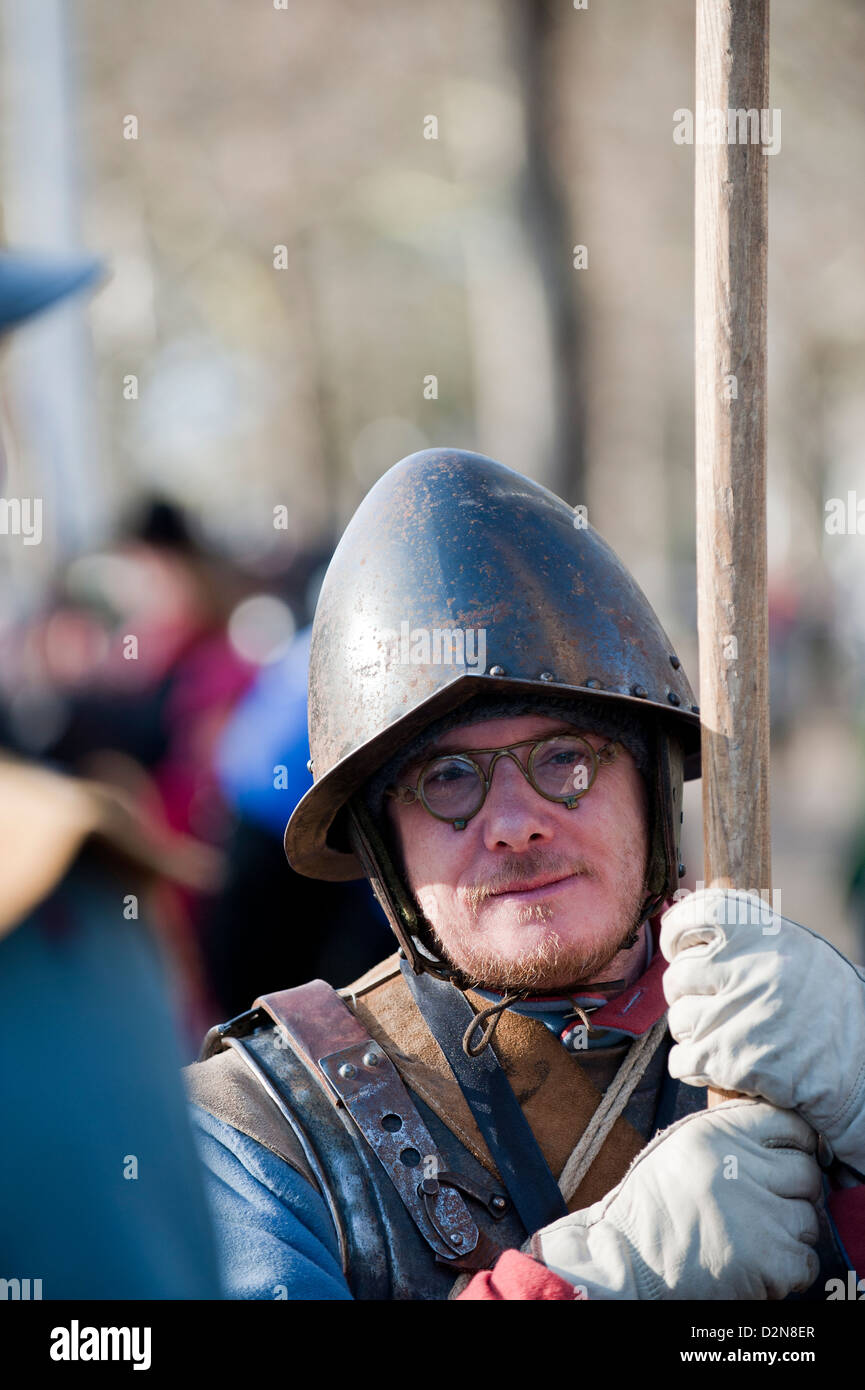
190,1104 -> 353,1300
0,871 -> 221,1299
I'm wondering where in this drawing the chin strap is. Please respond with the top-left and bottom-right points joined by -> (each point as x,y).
462,990 -> 529,1058
459,912 -> 653,1057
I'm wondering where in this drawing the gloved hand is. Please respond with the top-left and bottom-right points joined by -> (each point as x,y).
532,1100 -> 821,1300
661,887 -> 865,1168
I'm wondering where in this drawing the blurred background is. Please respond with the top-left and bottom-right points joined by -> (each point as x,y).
0,0 -> 864,1057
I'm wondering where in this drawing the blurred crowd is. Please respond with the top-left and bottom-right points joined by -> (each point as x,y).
0,249 -> 397,1298
2,238 -> 864,1300
2,0 -> 864,1291
0,485 -> 394,1049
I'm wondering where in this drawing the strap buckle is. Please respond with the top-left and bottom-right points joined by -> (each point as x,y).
319,1039 -> 480,1262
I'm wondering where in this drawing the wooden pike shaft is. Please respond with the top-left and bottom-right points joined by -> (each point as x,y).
696,0 -> 771,892
695,1 -> 771,1105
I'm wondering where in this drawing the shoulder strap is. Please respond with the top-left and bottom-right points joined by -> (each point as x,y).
399,962 -> 569,1232
253,979 -> 500,1271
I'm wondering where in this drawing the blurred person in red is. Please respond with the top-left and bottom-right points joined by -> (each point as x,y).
7,495 -> 260,1040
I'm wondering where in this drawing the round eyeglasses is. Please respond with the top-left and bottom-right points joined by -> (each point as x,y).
385,731 -> 619,829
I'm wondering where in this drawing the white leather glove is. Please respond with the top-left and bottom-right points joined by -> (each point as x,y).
532,1100 -> 821,1300
661,887 -> 865,1168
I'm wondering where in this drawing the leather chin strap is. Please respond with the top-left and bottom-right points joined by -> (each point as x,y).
347,797 -> 445,978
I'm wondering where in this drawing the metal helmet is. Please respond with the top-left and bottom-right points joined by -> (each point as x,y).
285,448 -> 700,976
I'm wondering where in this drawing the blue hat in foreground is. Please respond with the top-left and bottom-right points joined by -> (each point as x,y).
0,248 -> 105,332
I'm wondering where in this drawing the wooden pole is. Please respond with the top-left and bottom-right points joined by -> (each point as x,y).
695,1 -> 771,1103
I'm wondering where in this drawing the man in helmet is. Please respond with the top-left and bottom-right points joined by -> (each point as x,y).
187,448 -> 865,1301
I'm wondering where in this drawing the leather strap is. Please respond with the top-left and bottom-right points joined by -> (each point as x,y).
399,961 -> 569,1234
255,980 -> 497,1268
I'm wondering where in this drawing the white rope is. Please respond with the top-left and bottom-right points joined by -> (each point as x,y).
451,1017 -> 669,1294
557,1016 -> 669,1204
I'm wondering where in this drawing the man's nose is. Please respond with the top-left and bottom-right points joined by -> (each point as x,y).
479,754 -> 557,852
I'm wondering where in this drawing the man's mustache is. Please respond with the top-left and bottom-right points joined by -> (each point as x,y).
460,852 -> 596,913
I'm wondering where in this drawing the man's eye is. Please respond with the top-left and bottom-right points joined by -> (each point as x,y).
426,760 -> 475,786
536,747 -> 590,769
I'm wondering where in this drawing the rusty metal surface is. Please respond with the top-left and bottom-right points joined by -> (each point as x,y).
319,1040 -> 479,1261
224,1034 -> 362,1285
285,448 -> 699,880
199,1004 -> 393,1297
203,996 -> 528,1296
256,980 -> 479,1262
432,1170 -> 509,1218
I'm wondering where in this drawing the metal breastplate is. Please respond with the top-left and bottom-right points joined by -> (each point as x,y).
201,983 -> 526,1299
201,984 -> 850,1301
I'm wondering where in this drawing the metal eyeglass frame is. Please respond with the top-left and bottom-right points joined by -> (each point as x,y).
385,729 -> 619,829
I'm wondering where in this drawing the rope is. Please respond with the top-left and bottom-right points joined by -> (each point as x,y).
450,1016 -> 669,1295
556,1016 -> 669,1204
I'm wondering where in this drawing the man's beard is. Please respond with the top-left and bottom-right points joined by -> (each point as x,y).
424,848 -> 649,993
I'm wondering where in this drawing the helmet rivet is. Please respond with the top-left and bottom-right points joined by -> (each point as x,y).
362,1050 -> 380,1068
669,655 -> 681,669
667,691 -> 681,706
539,671 -> 555,682
491,1195 -> 507,1212
307,758 -> 314,773
691,704 -> 700,714
450,1232 -> 464,1246
631,684 -> 648,698
338,1063 -> 357,1080
585,677 -> 601,689
489,665 -> 506,677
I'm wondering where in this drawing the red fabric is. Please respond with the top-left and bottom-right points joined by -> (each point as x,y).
589,910 -> 670,1037
457,1248 -> 584,1301
828,1186 -> 865,1271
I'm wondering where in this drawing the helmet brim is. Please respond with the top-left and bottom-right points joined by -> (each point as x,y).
285,670 -> 701,880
